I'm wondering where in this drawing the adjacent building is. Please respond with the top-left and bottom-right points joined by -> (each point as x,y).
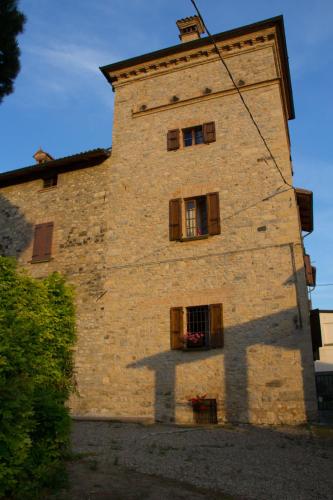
0,15 -> 318,424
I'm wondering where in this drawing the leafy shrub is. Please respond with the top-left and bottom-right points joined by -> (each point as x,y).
0,257 -> 75,498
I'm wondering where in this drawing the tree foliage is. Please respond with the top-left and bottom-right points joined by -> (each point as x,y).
0,257 -> 76,498
0,0 -> 26,103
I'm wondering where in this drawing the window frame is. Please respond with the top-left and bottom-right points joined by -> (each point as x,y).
184,195 -> 208,239
182,125 -> 204,148
185,305 -> 210,349
192,398 -> 218,424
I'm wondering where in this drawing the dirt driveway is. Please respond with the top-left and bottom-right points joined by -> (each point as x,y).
55,421 -> 333,500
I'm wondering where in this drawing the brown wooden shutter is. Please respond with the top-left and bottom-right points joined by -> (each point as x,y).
209,303 -> 223,348
167,129 -> 180,151
170,307 -> 184,350
169,199 -> 182,241
207,192 -> 221,235
32,222 -> 54,262
203,122 -> 216,143
304,254 -> 316,286
295,189 -> 313,232
311,266 -> 317,287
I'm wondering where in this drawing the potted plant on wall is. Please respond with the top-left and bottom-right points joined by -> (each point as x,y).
184,331 -> 205,348
189,394 -> 217,424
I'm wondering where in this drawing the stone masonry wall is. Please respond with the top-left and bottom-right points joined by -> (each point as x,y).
0,161 -> 111,413
99,26 -> 317,424
0,24 -> 318,424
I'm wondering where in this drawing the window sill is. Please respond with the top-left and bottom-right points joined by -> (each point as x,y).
181,234 -> 209,242
30,258 -> 53,264
38,186 -> 58,193
182,347 -> 211,352
183,142 -> 208,149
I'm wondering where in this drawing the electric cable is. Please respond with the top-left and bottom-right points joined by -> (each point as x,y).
189,0 -> 293,188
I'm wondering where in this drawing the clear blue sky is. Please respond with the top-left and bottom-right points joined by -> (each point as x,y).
1,0 -> 332,308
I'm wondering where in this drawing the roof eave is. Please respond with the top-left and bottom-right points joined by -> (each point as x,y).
0,148 -> 111,188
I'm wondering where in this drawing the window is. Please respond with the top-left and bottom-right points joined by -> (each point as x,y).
191,398 -> 218,424
170,303 -> 223,350
186,306 -> 209,348
167,122 -> 216,151
185,196 -> 208,237
31,222 -> 54,262
169,192 -> 220,241
42,175 -> 58,189
183,126 -> 204,147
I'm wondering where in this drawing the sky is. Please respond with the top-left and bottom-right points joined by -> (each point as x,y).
1,0 -> 332,308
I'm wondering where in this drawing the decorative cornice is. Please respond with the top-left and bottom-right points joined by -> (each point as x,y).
110,33 -> 275,87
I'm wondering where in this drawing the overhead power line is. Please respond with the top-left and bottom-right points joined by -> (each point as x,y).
313,284 -> 333,287
189,0 -> 293,188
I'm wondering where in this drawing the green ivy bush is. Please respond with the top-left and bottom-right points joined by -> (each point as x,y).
0,257 -> 76,498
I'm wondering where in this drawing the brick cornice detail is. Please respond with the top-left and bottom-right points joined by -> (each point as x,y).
109,33 -> 276,87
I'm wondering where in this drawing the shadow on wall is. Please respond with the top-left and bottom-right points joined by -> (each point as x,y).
0,194 -> 33,258
128,269 -> 317,425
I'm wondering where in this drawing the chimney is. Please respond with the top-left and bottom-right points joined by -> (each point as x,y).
33,148 -> 54,164
176,16 -> 205,42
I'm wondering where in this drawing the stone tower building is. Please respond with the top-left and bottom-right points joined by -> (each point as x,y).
0,15 -> 317,424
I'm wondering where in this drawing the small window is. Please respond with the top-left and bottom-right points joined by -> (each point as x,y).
186,306 -> 209,348
192,398 -> 217,424
43,175 -> 58,189
167,122 -> 215,151
183,126 -> 204,147
185,196 -> 208,238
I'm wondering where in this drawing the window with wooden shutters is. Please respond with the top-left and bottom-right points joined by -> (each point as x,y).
167,129 -> 180,151
203,122 -> 216,144
169,199 -> 182,241
170,304 -> 224,350
168,121 -> 216,150
31,222 -> 54,262
170,307 -> 183,350
169,192 -> 220,241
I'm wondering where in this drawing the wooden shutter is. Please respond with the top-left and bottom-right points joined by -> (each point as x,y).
167,129 -> 180,151
304,254 -> 316,286
32,222 -> 54,262
207,192 -> 221,235
209,304 -> 223,348
169,199 -> 182,241
203,122 -> 216,143
170,307 -> 184,350
295,188 -> 313,232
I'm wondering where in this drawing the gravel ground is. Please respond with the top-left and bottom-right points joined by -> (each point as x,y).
65,420 -> 333,500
